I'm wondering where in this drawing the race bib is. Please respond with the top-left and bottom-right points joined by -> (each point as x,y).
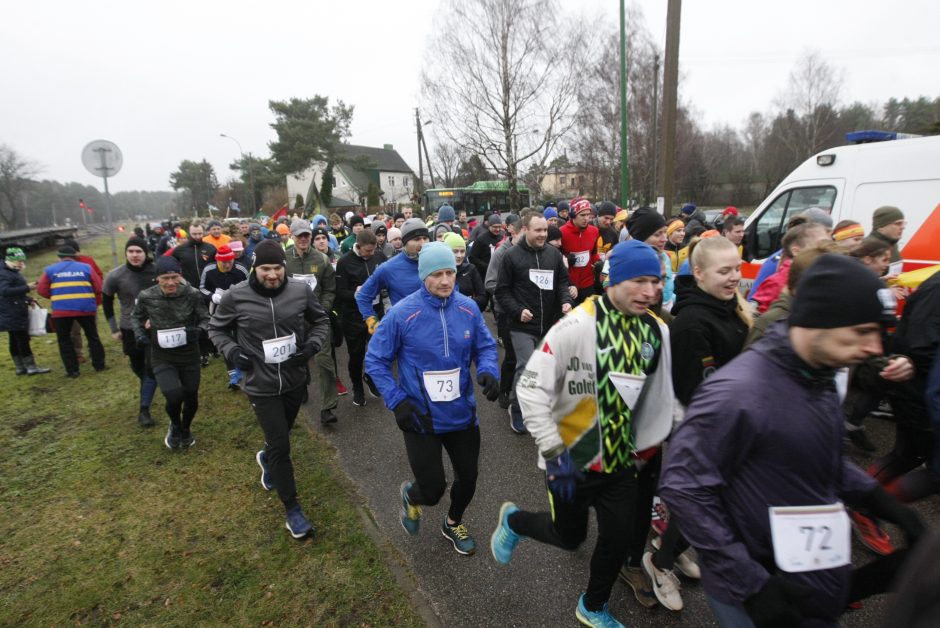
423,367 -> 461,402
263,333 -> 297,364
157,327 -> 187,349
572,251 -> 590,267
887,261 -> 903,276
529,269 -> 554,290
769,503 -> 851,573
607,372 -> 646,410
294,274 -> 318,291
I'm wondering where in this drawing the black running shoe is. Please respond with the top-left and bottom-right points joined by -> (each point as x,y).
363,373 -> 381,398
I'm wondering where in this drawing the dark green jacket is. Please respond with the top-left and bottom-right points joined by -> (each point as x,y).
131,283 -> 209,364
285,246 -> 336,312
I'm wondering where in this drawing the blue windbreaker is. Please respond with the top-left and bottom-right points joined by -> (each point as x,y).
355,252 -> 422,320
364,285 -> 499,433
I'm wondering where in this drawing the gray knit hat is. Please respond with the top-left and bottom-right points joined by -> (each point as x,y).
400,218 -> 430,245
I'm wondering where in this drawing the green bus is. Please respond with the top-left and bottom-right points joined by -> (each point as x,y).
422,180 -> 530,215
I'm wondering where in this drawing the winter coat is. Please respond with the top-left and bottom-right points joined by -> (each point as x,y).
284,246 -> 335,312
669,283 -> 749,406
456,261 -> 487,312
102,261 -> 157,332
209,275 -> 329,397
750,258 -> 791,314
484,237 -> 514,313
356,252 -> 422,320
0,264 -> 30,332
659,322 -> 877,623
745,290 -> 790,348
131,283 -> 209,365
335,249 -> 386,322
468,229 -> 504,278
495,238 -> 573,338
516,295 -> 678,470
199,263 -> 249,304
37,259 -> 101,317
364,284 -> 499,434
170,238 -> 216,287
560,221 -> 600,290
866,230 -> 902,263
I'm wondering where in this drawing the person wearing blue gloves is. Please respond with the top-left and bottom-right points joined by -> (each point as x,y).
489,240 -> 678,628
364,242 -> 500,555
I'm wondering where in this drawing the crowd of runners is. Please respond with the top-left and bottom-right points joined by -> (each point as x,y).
1,199 -> 938,627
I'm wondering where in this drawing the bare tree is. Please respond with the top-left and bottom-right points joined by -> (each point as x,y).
431,142 -> 462,188
776,51 -> 844,157
422,0 -> 582,210
0,145 -> 41,230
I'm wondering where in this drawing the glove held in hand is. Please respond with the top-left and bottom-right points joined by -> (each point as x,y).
478,373 -> 499,401
544,449 -> 583,504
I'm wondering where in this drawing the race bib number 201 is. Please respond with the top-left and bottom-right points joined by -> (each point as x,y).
263,333 -> 297,364
769,503 -> 850,573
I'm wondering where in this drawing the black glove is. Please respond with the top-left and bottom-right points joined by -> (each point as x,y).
478,373 -> 500,401
393,400 -> 424,432
285,343 -> 318,368
856,485 -> 925,546
567,253 -> 577,268
135,335 -> 150,348
234,350 -> 253,371
744,575 -> 811,628
185,326 -> 202,344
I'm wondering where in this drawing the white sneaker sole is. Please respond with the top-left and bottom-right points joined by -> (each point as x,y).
642,552 -> 684,611
441,526 -> 475,555
256,451 -> 273,491
285,521 -> 311,539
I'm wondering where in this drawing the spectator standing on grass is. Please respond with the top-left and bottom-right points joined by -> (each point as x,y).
102,237 -> 158,425
209,239 -> 330,539
131,256 -> 209,450
1,247 -> 50,376
37,245 -> 105,377
60,238 -> 103,365
364,242 -> 500,555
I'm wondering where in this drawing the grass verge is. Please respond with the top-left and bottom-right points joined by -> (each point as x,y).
0,235 -> 422,626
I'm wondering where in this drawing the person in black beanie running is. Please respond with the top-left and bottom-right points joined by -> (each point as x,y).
131,256 -> 209,448
103,236 -> 158,426
209,239 -> 330,539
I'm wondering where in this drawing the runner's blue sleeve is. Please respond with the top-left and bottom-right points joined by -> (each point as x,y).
364,308 -> 407,410
356,264 -> 384,321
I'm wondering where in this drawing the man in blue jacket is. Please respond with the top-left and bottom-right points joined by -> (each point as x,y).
365,242 -> 500,555
356,218 -> 428,334
660,254 -> 923,627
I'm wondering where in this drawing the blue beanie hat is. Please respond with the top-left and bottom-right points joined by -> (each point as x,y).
154,255 -> 182,276
543,207 -> 558,219
680,203 -> 697,216
418,241 -> 457,281
607,240 -> 661,285
437,204 -> 456,223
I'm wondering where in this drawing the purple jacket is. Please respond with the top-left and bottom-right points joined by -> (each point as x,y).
659,322 -> 876,623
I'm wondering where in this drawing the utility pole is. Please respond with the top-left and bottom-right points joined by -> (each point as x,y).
415,108 -> 424,193
659,0 -> 681,217
651,52 -> 660,204
619,0 -> 629,209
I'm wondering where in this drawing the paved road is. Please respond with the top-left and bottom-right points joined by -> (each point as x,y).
305,325 -> 937,627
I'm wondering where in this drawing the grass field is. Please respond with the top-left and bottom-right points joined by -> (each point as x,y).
0,235 -> 422,626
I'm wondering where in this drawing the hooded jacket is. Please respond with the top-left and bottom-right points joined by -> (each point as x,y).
170,238 -> 216,287
669,283 -> 749,405
335,247 -> 387,323
208,275 -> 329,397
456,260 -> 487,312
659,322 -> 877,623
130,282 -> 209,365
102,260 -> 157,332
364,284 -> 499,434
495,237 -> 573,338
0,264 -> 30,332
355,252 -> 422,320
559,220 -> 600,290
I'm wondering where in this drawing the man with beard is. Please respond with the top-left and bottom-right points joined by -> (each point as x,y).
209,240 -> 329,539
171,222 -> 217,365
103,237 -> 158,426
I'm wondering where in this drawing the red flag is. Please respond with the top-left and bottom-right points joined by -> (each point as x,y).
271,204 -> 288,222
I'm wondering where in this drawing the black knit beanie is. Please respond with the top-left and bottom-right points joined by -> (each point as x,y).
125,236 -> 149,252
790,254 -> 896,328
627,207 -> 666,244
251,239 -> 286,269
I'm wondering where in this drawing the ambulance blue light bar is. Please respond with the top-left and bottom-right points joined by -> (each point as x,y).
846,130 -> 922,144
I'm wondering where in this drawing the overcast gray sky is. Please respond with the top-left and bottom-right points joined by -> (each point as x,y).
2,0 -> 938,193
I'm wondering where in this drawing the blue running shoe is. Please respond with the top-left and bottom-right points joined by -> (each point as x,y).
490,501 -> 523,564
400,481 -> 421,535
576,594 -> 624,628
256,450 -> 274,491
441,516 -> 476,555
508,405 -> 528,434
285,505 -> 314,539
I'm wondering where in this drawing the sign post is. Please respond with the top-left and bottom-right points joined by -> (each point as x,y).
81,140 -> 123,267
